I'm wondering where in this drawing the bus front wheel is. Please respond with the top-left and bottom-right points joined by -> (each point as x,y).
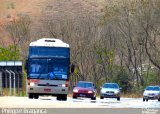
57,95 -> 67,101
28,93 -> 33,99
62,94 -> 67,101
57,95 -> 61,101
34,94 -> 39,99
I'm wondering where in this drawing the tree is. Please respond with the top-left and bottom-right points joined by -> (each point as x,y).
101,0 -> 160,92
0,45 -> 20,61
112,66 -> 132,93
5,13 -> 31,60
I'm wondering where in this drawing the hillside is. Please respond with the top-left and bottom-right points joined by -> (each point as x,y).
0,0 -> 108,44
0,0 -> 107,24
0,0 -> 46,23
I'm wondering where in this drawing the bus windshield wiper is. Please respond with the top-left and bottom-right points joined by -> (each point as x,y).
53,75 -> 59,79
48,73 -> 59,80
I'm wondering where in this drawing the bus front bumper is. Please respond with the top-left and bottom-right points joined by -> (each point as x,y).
27,86 -> 68,95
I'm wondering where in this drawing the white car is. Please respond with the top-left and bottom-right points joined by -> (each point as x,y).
143,86 -> 160,102
100,83 -> 121,101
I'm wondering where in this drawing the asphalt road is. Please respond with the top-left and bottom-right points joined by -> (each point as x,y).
0,97 -> 160,114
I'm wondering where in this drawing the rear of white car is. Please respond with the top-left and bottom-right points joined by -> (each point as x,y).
143,86 -> 160,102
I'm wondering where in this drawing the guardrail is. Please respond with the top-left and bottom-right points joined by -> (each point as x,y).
0,61 -> 23,96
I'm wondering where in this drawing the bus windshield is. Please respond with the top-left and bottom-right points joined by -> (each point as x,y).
29,46 -> 70,58
28,58 -> 69,80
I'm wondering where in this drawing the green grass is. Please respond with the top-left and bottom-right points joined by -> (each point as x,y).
1,88 -> 26,97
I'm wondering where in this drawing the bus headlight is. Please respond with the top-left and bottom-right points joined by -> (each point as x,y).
59,84 -> 68,87
62,84 -> 66,87
28,79 -> 39,86
30,82 -> 35,86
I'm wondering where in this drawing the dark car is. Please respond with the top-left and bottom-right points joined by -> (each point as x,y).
100,83 -> 121,101
72,81 -> 96,100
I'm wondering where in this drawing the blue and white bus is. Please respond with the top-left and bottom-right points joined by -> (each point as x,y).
26,38 -> 74,101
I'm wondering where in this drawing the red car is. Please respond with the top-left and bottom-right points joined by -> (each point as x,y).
72,81 -> 96,100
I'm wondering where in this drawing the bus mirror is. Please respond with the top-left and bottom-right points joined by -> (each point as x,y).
71,64 -> 75,73
25,60 -> 28,70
